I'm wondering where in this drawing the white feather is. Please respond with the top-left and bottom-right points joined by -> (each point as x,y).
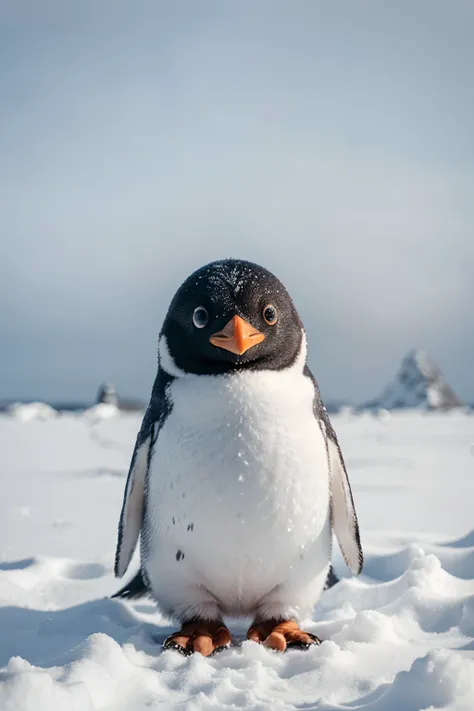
143,348 -> 332,622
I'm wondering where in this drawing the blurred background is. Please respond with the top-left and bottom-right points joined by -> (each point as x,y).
1,0 -> 473,409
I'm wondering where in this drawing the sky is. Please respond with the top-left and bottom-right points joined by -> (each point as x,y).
1,1 -> 473,404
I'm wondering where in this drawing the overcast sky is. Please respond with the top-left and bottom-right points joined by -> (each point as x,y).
1,1 -> 473,404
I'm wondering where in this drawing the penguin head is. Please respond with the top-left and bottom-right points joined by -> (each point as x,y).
159,259 -> 305,376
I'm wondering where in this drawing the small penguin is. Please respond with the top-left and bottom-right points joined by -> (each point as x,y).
114,259 -> 362,655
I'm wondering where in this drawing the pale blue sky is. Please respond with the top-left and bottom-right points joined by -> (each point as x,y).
1,1 -> 473,403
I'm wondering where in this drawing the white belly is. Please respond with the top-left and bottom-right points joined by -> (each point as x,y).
143,368 -> 331,620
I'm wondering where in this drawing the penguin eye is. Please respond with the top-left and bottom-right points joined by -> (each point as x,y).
263,304 -> 278,325
192,306 -> 209,329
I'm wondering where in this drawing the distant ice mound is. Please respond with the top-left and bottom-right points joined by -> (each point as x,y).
8,402 -> 57,421
96,382 -> 118,408
83,382 -> 120,420
86,382 -> 143,416
361,349 -> 462,411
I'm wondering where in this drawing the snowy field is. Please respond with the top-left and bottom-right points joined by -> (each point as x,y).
1,406 -> 474,710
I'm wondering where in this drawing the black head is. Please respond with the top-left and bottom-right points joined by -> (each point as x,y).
159,259 -> 305,376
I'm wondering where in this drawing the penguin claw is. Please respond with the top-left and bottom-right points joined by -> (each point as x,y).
286,633 -> 321,651
162,621 -> 232,657
162,638 -> 193,656
247,620 -> 321,652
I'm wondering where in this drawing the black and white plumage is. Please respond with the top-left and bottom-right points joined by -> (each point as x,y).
114,259 -> 362,653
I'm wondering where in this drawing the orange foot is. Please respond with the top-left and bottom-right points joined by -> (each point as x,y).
163,620 -> 232,657
247,619 -> 321,651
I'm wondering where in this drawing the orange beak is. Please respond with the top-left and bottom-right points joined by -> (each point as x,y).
209,315 -> 265,355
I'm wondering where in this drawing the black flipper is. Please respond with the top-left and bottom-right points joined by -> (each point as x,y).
304,364 -> 363,575
112,569 -> 149,599
114,367 -> 174,578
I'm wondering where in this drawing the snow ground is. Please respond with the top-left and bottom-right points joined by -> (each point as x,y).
1,408 -> 473,710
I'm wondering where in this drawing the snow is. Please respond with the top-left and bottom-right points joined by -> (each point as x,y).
82,403 -> 120,422
362,349 -> 463,411
1,409 -> 474,710
7,402 -> 58,422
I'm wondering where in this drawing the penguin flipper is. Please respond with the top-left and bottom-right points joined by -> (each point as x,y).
327,433 -> 363,575
115,369 -> 173,578
114,431 -> 152,578
304,365 -> 363,576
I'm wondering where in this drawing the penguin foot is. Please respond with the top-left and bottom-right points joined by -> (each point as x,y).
247,619 -> 321,652
163,620 -> 232,657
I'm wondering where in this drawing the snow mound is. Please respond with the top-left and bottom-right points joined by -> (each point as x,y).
361,349 -> 462,410
7,402 -> 57,421
2,542 -> 474,710
1,410 -> 474,709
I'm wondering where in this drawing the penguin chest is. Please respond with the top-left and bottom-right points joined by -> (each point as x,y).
144,369 -> 330,604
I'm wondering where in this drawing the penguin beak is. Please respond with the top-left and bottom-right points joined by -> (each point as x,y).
209,315 -> 265,355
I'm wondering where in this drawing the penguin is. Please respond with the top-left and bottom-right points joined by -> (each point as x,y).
114,259 -> 362,656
